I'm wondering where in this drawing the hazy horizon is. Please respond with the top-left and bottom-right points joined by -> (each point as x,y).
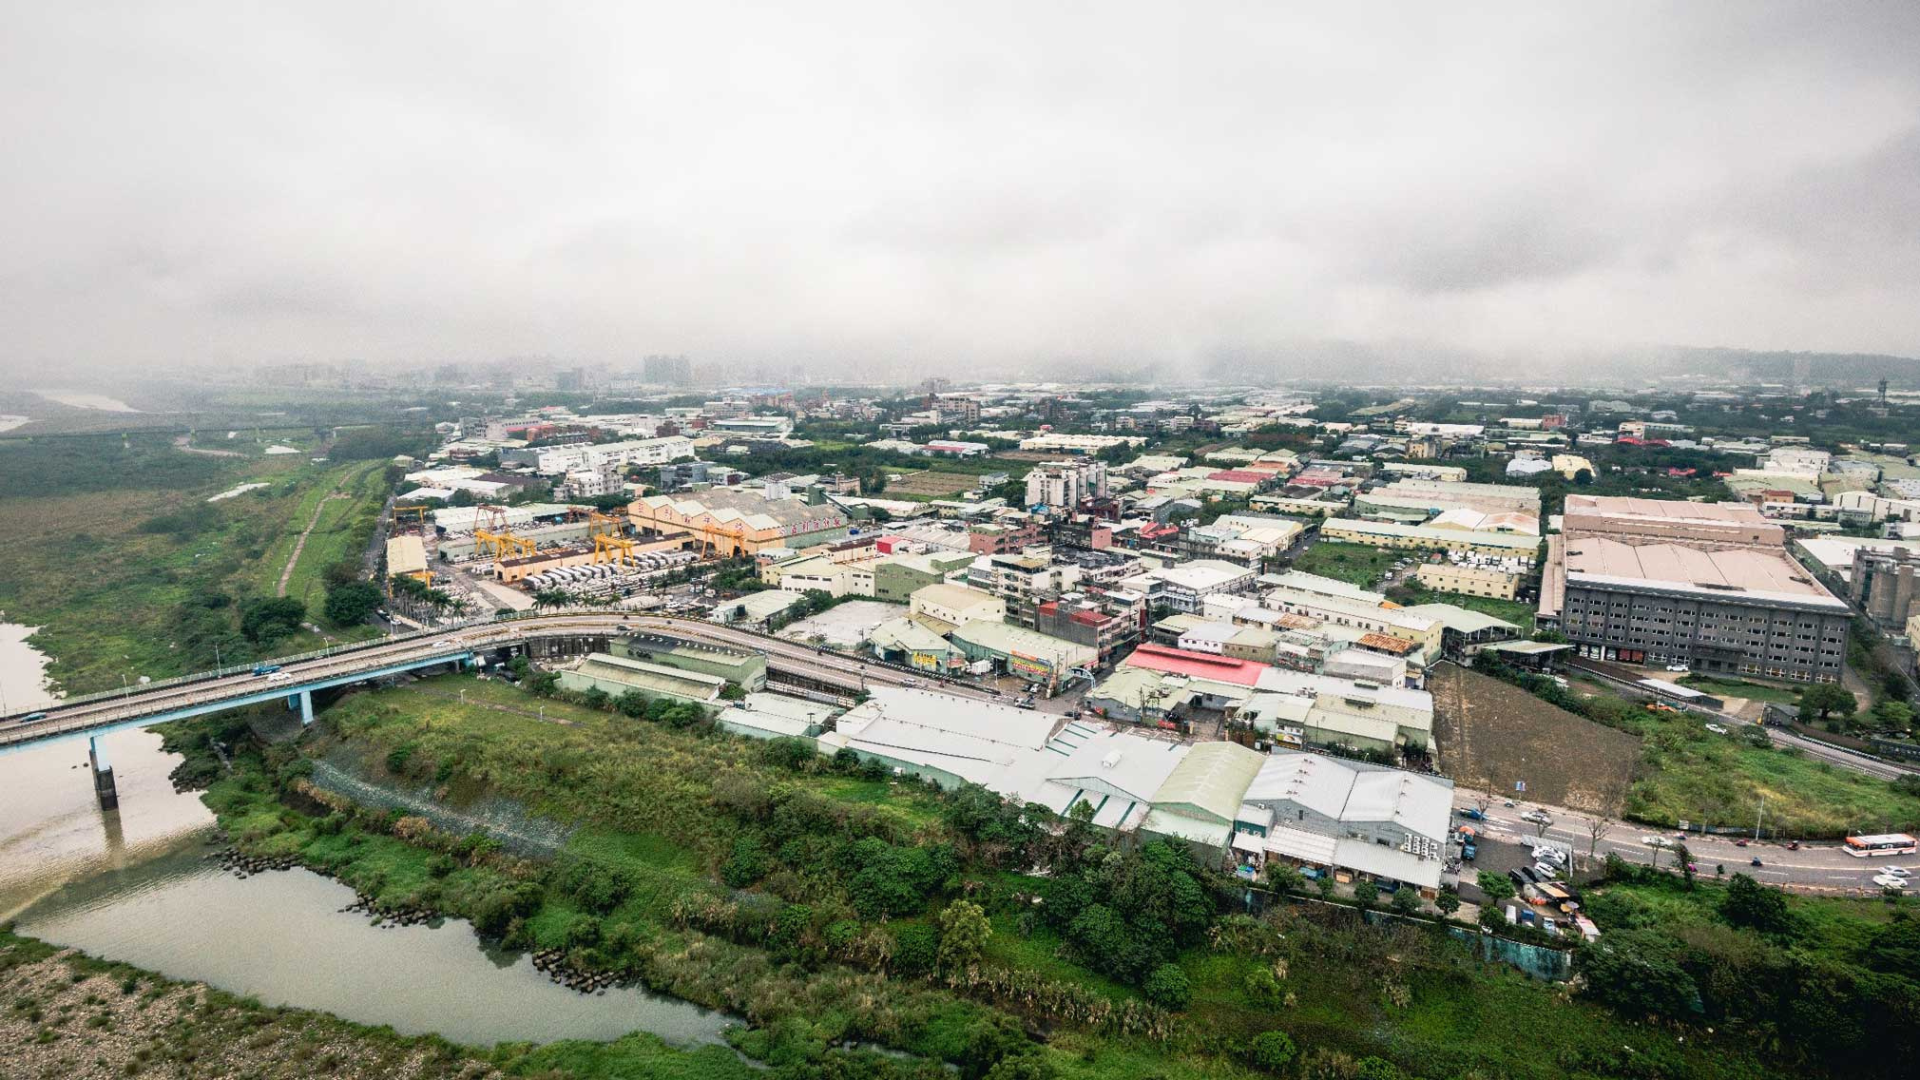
3,2 -> 1918,379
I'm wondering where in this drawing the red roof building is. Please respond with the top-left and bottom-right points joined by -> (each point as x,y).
1120,643 -> 1267,686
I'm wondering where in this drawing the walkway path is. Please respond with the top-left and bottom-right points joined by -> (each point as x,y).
277,492 -> 348,596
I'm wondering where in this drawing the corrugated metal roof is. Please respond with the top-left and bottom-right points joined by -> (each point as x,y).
1151,741 -> 1265,824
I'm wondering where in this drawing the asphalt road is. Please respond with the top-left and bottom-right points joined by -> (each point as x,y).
1453,787 -> 1910,895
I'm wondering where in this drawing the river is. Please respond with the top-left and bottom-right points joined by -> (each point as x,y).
0,622 -> 58,715
0,728 -> 731,1049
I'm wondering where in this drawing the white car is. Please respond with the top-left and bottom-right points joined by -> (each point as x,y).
1521,810 -> 1553,825
1884,866 -> 1912,878
1874,873 -> 1908,890
265,671 -> 291,683
1665,664 -> 1690,673
1641,836 -> 1673,848
1704,723 -> 1729,735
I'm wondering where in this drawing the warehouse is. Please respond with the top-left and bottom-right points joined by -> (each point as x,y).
1320,519 -> 1539,561
1233,750 -> 1453,892
555,653 -> 727,704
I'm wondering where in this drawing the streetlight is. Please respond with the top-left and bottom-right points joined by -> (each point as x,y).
121,673 -> 130,699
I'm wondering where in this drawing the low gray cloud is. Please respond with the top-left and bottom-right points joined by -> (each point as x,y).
1,1 -> 1917,378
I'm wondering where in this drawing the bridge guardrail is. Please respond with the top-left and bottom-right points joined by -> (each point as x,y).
3,603 -> 968,724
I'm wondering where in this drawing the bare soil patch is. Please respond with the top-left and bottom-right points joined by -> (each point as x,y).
1430,664 -> 1639,815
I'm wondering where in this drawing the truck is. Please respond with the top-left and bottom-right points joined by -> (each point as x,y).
252,663 -> 282,677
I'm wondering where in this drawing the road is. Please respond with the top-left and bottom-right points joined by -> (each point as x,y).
1452,787 -> 1909,896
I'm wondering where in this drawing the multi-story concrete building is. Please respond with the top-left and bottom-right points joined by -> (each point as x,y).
968,519 -> 1044,554
872,550 -> 975,603
1539,535 -> 1850,681
968,552 -> 1082,626
535,436 -> 695,476
1024,460 -> 1109,510
1032,594 -> 1138,668
1133,560 -> 1257,614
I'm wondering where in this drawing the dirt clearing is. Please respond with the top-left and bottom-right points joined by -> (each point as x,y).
1430,664 -> 1639,815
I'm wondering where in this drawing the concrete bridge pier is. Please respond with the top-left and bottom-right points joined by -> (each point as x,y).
287,690 -> 314,725
88,735 -> 118,812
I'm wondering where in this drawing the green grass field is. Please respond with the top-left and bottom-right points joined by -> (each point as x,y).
1287,540 -> 1398,587
1554,678 -> 1920,836
0,436 -> 389,694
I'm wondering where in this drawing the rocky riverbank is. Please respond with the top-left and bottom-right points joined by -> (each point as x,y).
0,929 -> 501,1080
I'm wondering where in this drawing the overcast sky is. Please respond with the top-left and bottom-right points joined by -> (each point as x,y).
2,2 -> 1917,378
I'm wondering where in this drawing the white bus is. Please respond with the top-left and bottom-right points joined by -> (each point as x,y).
1844,833 -> 1918,858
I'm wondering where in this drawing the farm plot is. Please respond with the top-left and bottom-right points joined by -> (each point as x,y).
1430,664 -> 1639,815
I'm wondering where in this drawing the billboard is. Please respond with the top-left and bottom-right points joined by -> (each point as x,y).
1009,651 -> 1053,680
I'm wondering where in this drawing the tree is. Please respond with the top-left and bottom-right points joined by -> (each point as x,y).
323,580 -> 383,627
1674,842 -> 1695,888
1575,929 -> 1699,1019
1721,873 -> 1795,936
937,900 -> 992,973
1434,888 -> 1461,917
239,596 -> 307,645
1389,886 -> 1421,916
1247,1030 -> 1297,1073
1798,682 -> 1858,724
1142,963 -> 1192,1010
1263,862 -> 1306,895
1584,800 -> 1619,872
1477,870 -> 1515,904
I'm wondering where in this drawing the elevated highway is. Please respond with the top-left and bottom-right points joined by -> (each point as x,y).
0,612 -> 1003,758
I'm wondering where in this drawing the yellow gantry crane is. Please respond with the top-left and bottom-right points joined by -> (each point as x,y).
394,504 -> 432,532
592,532 -> 636,566
474,528 -> 536,561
